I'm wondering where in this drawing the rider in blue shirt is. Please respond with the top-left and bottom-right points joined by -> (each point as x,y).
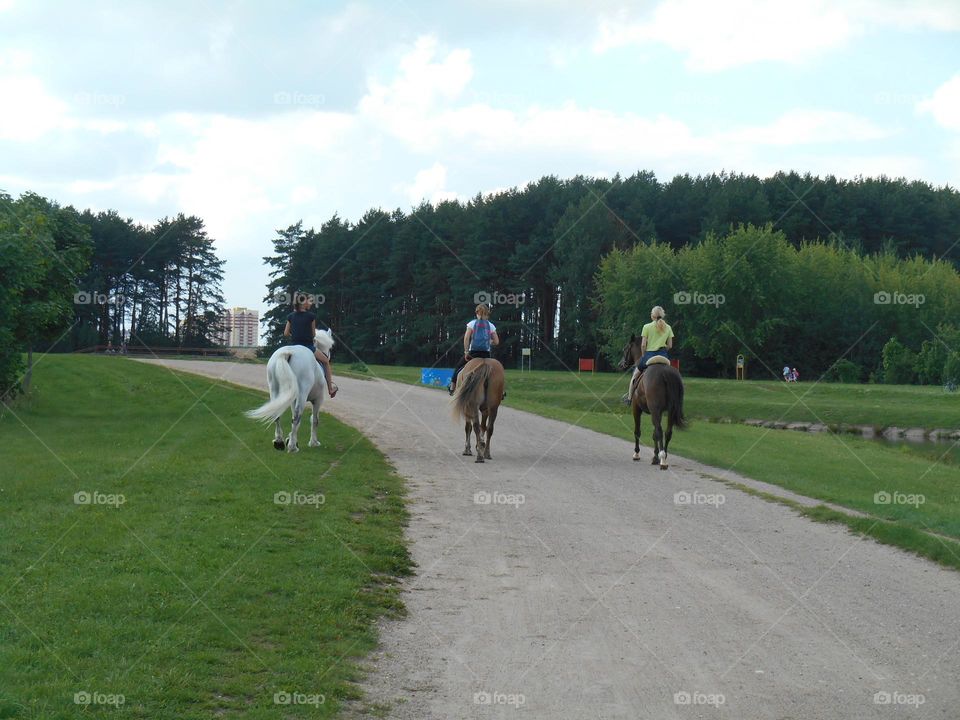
449,303 -> 499,395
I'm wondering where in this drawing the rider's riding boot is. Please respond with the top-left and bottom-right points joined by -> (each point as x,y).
624,368 -> 643,405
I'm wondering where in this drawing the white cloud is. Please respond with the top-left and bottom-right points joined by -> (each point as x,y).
853,0 -> 960,31
405,162 -> 457,204
594,0 -> 960,71
595,0 -> 853,71
721,109 -> 891,146
0,74 -> 69,141
358,35 -> 473,150
66,179 -> 117,194
147,110 -> 355,242
917,74 -> 960,132
354,40 -> 888,171
0,28 -> 933,317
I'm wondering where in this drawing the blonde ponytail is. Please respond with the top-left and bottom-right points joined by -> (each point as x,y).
651,306 -> 666,332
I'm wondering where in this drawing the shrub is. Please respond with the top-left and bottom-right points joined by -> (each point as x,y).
256,344 -> 281,359
826,359 -> 862,383
880,337 -> 917,384
944,353 -> 960,387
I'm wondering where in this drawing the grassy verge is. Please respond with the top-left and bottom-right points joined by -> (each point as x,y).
0,355 -> 411,719
350,365 -> 960,430
349,364 -> 960,564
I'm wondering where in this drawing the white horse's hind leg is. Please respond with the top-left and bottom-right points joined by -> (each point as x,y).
287,401 -> 302,453
308,402 -> 320,447
273,419 -> 285,450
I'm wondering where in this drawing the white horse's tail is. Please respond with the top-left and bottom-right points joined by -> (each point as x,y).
246,348 -> 299,423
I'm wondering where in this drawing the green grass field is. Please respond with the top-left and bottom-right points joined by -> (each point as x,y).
346,364 -> 960,563
345,365 -> 960,430
0,356 -> 410,719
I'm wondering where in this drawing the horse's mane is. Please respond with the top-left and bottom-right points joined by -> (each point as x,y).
315,328 -> 335,355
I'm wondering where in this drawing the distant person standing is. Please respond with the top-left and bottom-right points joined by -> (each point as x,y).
783,365 -> 791,382
283,292 -> 338,397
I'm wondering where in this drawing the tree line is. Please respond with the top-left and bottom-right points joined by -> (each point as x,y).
596,224 -> 960,383
261,171 -> 960,379
70,210 -> 226,350
1,191 -> 225,399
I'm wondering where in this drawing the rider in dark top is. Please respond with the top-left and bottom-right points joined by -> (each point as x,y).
287,309 -> 326,346
283,293 -> 338,398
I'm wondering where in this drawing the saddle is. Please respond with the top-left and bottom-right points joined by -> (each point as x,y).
629,356 -> 669,408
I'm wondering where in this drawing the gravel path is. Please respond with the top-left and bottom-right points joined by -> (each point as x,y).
141,359 -> 960,719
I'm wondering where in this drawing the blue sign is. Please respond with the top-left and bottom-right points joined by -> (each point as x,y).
421,368 -> 454,387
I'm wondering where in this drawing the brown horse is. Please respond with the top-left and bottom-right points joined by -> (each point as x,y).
617,335 -> 687,469
451,358 -> 505,463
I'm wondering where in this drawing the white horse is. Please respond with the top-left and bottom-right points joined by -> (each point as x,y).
246,329 -> 334,452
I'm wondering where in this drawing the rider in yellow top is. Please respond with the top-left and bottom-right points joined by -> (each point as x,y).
628,305 -> 674,403
638,305 -> 674,369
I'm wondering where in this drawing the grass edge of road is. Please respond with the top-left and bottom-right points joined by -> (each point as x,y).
0,356 -> 414,719
718,479 -> 960,572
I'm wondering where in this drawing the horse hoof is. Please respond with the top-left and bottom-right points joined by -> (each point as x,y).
650,457 -> 659,465
463,449 -> 472,456
632,452 -> 641,461
475,456 -> 484,464
273,440 -> 285,451
484,453 -> 492,460
309,440 -> 320,448
659,464 -> 668,471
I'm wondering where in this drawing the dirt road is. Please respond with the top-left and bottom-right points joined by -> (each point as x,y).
141,359 -> 960,719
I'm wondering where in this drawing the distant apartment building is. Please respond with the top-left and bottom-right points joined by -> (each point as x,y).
219,307 -> 259,347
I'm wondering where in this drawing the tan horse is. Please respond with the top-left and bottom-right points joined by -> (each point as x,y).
451,358 -> 505,463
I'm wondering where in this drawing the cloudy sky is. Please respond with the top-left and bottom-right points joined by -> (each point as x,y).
2,0 -> 959,326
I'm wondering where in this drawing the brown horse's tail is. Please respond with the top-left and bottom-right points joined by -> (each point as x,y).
452,361 -> 490,421
663,368 -> 688,430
